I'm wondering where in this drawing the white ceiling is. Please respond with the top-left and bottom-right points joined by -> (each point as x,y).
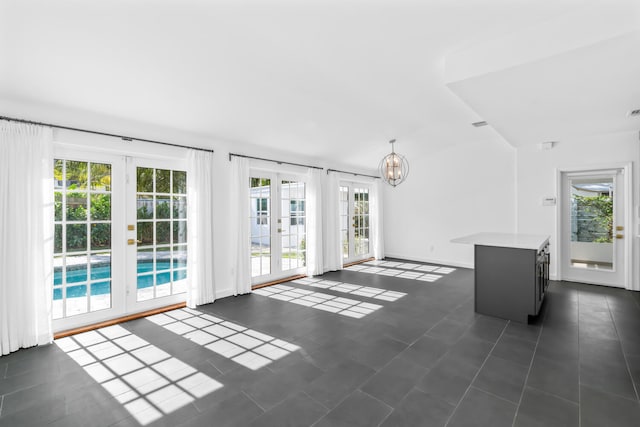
1,0 -> 637,169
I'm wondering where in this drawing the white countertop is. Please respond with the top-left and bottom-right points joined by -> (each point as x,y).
451,232 -> 550,251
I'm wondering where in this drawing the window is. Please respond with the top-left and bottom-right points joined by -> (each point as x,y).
290,200 -> 305,226
53,159 -> 113,319
256,198 -> 269,225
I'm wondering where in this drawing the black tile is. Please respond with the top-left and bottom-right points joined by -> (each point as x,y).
425,319 -> 469,344
2,262 -> 640,427
380,388 -> 454,427
314,390 -> 391,427
417,356 -> 479,407
360,355 -> 427,407
447,387 -> 517,427
491,334 -> 537,367
0,394 -> 66,427
502,321 -> 541,343
446,335 -> 494,368
580,385 -> 640,427
526,354 -> 579,403
514,387 -> 579,427
244,369 -> 314,411
472,355 -> 528,403
247,393 -> 327,427
304,359 -> 375,409
346,335 -> 407,371
464,315 -> 507,343
533,328 -> 579,362
580,356 -> 637,401
400,335 -> 450,369
181,391 -> 263,427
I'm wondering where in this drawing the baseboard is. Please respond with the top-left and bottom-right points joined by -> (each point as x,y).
383,252 -> 474,269
215,288 -> 236,299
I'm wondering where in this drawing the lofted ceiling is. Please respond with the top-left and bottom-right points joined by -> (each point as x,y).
1,0 -> 637,169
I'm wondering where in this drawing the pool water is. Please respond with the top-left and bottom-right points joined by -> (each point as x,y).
53,262 -> 186,299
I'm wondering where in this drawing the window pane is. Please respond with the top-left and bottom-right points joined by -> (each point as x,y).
137,167 -> 154,192
66,192 -> 87,221
91,223 -> 111,250
90,163 -> 111,191
173,196 -> 187,219
173,170 -> 186,194
156,169 -> 170,193
66,161 -> 88,189
90,194 -> 111,220
156,221 -> 171,245
156,196 -> 170,219
173,221 -> 187,244
66,224 -> 87,252
137,195 -> 154,219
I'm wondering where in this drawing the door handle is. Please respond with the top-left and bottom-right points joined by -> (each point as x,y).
127,239 -> 143,245
615,234 -> 624,239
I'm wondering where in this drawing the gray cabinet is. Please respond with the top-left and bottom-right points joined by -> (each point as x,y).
474,243 -> 549,323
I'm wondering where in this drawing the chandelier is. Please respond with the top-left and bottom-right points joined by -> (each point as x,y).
378,139 -> 409,187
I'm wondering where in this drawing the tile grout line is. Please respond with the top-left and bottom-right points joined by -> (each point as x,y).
0,394 -> 3,417
578,289 -> 582,427
604,294 -> 640,403
240,390 -> 267,413
511,315 -> 546,426
443,321 -> 509,427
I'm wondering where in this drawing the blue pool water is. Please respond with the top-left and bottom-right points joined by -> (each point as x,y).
54,262 -> 186,299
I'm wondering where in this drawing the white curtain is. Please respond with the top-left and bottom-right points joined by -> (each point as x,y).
306,168 -> 324,276
371,179 -> 385,260
186,150 -> 217,308
229,156 -> 251,295
0,122 -> 54,355
323,171 -> 343,272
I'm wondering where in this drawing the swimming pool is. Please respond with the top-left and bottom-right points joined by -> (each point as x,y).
53,262 -> 186,299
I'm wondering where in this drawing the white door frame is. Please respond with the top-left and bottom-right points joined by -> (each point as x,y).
52,146 -> 189,332
340,180 -> 373,263
249,168 -> 308,284
555,162 -> 633,288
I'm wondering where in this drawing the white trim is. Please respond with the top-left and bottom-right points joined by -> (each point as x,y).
555,162 -> 633,289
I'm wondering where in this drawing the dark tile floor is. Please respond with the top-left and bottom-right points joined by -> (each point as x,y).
1,260 -> 639,426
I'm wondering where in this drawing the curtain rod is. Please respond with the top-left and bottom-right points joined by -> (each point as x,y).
0,115 -> 215,154
326,168 -> 379,179
228,153 -> 323,170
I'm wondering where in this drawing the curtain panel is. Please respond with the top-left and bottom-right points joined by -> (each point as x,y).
306,168 -> 324,276
371,179 -> 385,260
0,122 -> 54,355
229,157 -> 251,295
186,150 -> 217,308
322,172 -> 343,272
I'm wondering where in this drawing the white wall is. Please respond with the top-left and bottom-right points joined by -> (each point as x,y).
383,139 -> 517,268
516,131 -> 640,290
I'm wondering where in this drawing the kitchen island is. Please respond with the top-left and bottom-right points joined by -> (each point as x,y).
452,232 -> 550,323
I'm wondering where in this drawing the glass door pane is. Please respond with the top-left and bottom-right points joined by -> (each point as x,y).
569,176 -> 614,270
281,180 -> 306,272
53,159 -> 113,319
339,186 -> 349,259
135,166 -> 188,302
250,176 -> 272,278
353,187 -> 370,256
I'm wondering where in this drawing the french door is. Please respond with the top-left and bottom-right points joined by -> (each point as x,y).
53,149 -> 188,331
340,182 -> 372,263
250,171 -> 307,284
560,168 -> 627,288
